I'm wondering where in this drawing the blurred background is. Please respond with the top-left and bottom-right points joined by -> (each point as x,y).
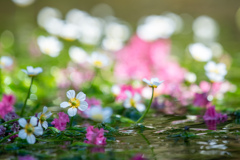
0,0 -> 240,112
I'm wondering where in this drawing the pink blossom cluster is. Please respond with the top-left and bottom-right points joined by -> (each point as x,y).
56,65 -> 93,89
115,85 -> 142,101
51,112 -> 69,131
78,98 -> 101,118
0,94 -> 16,118
84,126 -> 107,146
114,35 -> 185,95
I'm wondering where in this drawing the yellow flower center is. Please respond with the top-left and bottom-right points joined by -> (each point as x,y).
69,98 -> 80,108
39,114 -> 47,124
92,114 -> 103,122
210,68 -> 219,74
93,60 -> 103,68
25,123 -> 35,135
130,98 -> 136,108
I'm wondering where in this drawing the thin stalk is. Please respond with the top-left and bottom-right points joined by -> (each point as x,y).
136,87 -> 154,123
0,132 -> 18,143
20,77 -> 34,116
69,116 -> 74,127
0,117 -> 30,126
139,132 -> 156,160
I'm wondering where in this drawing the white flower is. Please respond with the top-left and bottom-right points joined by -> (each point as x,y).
123,91 -> 145,112
37,106 -> 52,129
60,23 -> 80,41
12,0 -> 35,7
137,15 -> 176,41
69,46 -> 88,64
204,61 -> 227,82
188,43 -> 212,62
89,52 -> 110,68
88,106 -> 113,123
0,56 -> 13,69
22,66 -> 43,77
193,16 -> 219,42
60,90 -> 88,117
78,17 -> 103,45
111,85 -> 121,96
185,72 -> 197,83
104,22 -> 130,41
18,117 -> 43,144
37,36 -> 63,57
37,7 -> 62,28
142,78 -> 164,88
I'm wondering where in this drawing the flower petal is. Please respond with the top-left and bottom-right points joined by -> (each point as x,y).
60,102 -> 70,108
68,107 -> 77,117
43,106 -> 48,114
37,112 -> 42,119
42,121 -> 48,129
66,90 -> 75,99
142,78 -> 151,85
21,69 -> 28,74
34,126 -> 43,135
136,103 -> 146,112
78,101 -> 88,111
18,129 -> 27,139
27,134 -> 36,144
45,112 -> 52,118
35,67 -> 43,74
30,117 -> 38,126
18,118 -> 27,128
76,92 -> 86,101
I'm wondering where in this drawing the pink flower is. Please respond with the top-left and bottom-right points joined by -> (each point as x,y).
0,94 -> 16,118
114,35 -> 185,96
203,105 -> 227,121
51,112 -> 69,131
115,85 -> 142,101
18,155 -> 36,160
84,126 -> 107,146
199,81 -> 221,96
78,98 -> 101,118
193,92 -> 210,107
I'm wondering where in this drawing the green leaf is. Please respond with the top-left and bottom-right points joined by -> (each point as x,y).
48,127 -> 60,133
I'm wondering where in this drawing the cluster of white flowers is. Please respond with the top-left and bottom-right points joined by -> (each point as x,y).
18,106 -> 52,144
204,61 -> 227,82
137,14 -> 180,41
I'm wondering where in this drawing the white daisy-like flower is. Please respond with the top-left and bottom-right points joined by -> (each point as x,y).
37,36 -> 63,57
37,106 -> 52,129
22,66 -> 43,77
60,23 -> 80,41
185,72 -> 197,83
188,43 -> 212,62
142,78 -> 164,88
137,15 -> 176,41
60,90 -> 88,117
88,106 -> 113,123
123,91 -> 145,112
204,61 -> 227,82
89,52 -> 110,68
0,56 -> 13,69
18,117 -> 43,144
69,46 -> 88,64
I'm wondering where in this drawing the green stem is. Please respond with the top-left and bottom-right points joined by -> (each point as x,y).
0,132 -> 18,143
136,87 -> 154,123
139,132 -> 156,160
70,117 -> 74,127
20,77 -> 34,116
0,117 -> 30,126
